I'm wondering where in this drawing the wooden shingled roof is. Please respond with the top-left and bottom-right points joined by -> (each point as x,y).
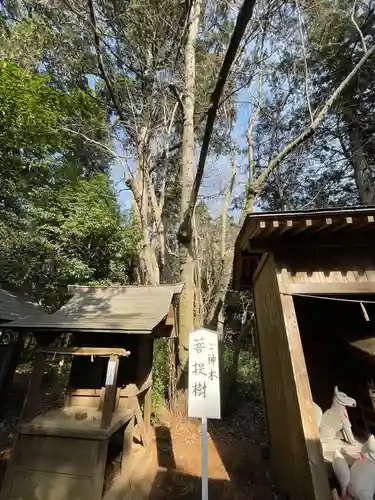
234,206 -> 375,289
3,284 -> 184,334
237,206 -> 375,250
0,288 -> 47,322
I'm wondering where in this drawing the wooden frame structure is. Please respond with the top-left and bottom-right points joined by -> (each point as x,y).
0,284 -> 183,500
0,287 -> 48,416
233,207 -> 375,500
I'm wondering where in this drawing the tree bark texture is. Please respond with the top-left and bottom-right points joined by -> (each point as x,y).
177,0 -> 202,399
345,114 -> 375,205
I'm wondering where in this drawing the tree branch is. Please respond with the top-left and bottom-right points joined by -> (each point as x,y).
254,43 -> 375,191
186,0 -> 257,216
87,0 -> 131,136
296,0 -> 313,122
351,0 -> 367,52
61,127 -> 133,178
169,83 -> 185,113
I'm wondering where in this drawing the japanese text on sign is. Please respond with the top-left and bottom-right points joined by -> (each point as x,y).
105,359 -> 117,385
188,329 -> 221,419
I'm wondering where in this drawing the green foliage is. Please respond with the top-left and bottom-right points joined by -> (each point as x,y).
151,339 -> 169,421
1,174 -> 139,310
0,60 -> 109,224
0,61 -> 137,310
0,61 -> 63,152
222,339 -> 263,413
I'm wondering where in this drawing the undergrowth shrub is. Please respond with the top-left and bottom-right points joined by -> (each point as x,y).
151,338 -> 169,423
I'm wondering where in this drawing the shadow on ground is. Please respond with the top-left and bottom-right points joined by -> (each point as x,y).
131,423 -> 278,500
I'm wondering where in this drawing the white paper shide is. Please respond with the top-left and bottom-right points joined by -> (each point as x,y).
188,328 -> 221,419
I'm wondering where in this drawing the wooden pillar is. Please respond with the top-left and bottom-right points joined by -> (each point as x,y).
101,355 -> 119,429
20,352 -> 46,423
92,440 -> 109,500
136,337 -> 153,387
122,415 -> 135,471
144,386 -> 152,436
136,337 -> 153,438
0,338 -> 24,419
254,254 -> 330,500
279,292 -> 331,500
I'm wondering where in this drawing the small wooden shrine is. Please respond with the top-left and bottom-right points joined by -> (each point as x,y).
0,284 -> 182,500
233,207 -> 375,500
0,287 -> 48,416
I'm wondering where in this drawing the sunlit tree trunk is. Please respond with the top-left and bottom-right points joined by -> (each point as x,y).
177,0 -> 202,405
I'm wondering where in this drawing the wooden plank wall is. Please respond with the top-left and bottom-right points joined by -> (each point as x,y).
275,247 -> 375,286
253,254 -> 330,500
1,435 -> 103,500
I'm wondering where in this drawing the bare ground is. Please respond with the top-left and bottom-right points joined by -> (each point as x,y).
0,368 -> 280,499
124,408 -> 278,500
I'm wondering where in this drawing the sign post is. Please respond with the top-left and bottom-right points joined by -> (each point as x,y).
188,328 -> 221,500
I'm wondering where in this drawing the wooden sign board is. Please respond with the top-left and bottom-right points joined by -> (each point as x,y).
188,329 -> 221,420
105,359 -> 117,386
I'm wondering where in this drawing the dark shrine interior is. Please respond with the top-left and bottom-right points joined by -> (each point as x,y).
294,293 -> 375,436
68,333 -> 142,389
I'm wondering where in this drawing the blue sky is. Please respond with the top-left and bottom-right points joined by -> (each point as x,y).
109,86 -> 254,219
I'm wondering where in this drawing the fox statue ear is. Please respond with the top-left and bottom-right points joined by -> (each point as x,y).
334,386 -> 339,394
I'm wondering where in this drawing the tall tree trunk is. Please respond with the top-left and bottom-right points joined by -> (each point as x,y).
149,177 -> 168,282
177,0 -> 202,402
193,212 -> 204,327
206,154 -> 236,333
129,126 -> 160,285
345,116 -> 375,205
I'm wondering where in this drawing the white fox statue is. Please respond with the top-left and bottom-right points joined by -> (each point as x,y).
332,434 -> 375,500
314,386 -> 357,445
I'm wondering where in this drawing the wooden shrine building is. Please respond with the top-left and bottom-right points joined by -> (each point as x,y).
0,287 -> 48,415
233,206 -> 375,500
0,284 -> 183,500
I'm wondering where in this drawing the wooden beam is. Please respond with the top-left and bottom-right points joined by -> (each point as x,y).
345,215 -> 375,232
330,216 -> 353,233
243,221 -> 268,247
237,219 -> 263,250
249,235 -> 375,252
278,219 -> 294,235
253,253 -> 270,284
278,292 -> 331,500
133,397 -> 150,448
143,386 -> 152,437
40,347 -> 130,357
20,353 -> 46,424
101,355 -> 120,429
291,219 -> 313,236
310,217 -> 332,235
287,281 -> 375,295
253,254 -> 330,498
165,304 -> 175,326
120,379 -> 152,397
256,220 -> 276,238
93,441 -> 109,500
19,411 -> 134,440
122,415 -> 135,472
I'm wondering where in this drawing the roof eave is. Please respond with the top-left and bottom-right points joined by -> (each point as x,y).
0,323 -> 152,334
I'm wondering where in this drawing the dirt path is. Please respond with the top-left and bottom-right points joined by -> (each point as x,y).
0,367 -> 279,499
125,413 -> 276,500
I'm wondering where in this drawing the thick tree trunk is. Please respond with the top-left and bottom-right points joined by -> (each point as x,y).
177,0 -> 202,404
346,120 -> 375,205
148,177 -> 169,283
130,127 -> 160,285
